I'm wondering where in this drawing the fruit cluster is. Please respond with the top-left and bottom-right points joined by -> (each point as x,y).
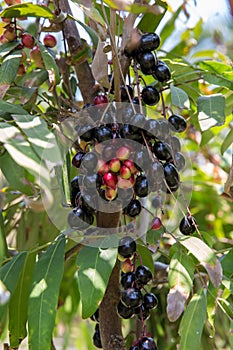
67,102 -> 188,232
124,32 -> 171,106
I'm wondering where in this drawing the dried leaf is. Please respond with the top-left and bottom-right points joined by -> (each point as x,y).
91,41 -> 109,89
0,83 -> 10,99
167,288 -> 187,322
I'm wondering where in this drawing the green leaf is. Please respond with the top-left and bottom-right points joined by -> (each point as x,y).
69,14 -> 99,48
0,42 -> 20,59
167,251 -> 194,322
36,42 -> 60,85
13,114 -> 62,164
136,242 -> 154,272
0,3 -> 54,19
179,236 -> 222,288
146,227 -> 164,246
221,249 -> 233,278
72,2 -> 106,27
138,0 -> 167,32
221,128 -> 233,155
218,298 -> 233,320
159,5 -> 182,45
9,252 -> 36,348
0,100 -> 28,114
179,289 -> 207,350
0,211 -> 9,264
207,284 -> 218,336
0,252 -> 27,321
77,237 -> 118,319
0,151 -> 34,195
28,237 -> 66,350
0,50 -> 21,98
197,94 -> 225,131
170,85 -> 190,109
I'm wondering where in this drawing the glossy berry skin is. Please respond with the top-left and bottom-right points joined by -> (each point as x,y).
163,162 -> 180,190
168,114 -> 187,133
78,124 -> 94,142
174,152 -> 186,170
95,125 -> 113,143
43,34 -> 57,48
93,324 -> 102,348
135,303 -> 150,321
153,62 -> 171,82
94,94 -> 108,105
151,217 -> 162,230
118,236 -> 136,259
134,175 -> 148,198
179,215 -> 197,235
153,141 -> 172,161
143,293 -> 158,309
121,85 -> 134,102
121,272 -> 136,289
138,336 -> 157,350
124,199 -> 141,217
82,152 -> 98,172
139,33 -> 160,52
117,300 -> 135,319
68,207 -> 94,230
72,151 -> 85,168
135,265 -> 152,285
141,86 -> 160,106
138,51 -> 156,75
121,287 -> 143,308
21,33 -> 35,49
90,308 -> 99,322
130,346 -> 139,350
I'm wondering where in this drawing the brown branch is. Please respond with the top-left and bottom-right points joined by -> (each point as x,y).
59,0 -> 96,104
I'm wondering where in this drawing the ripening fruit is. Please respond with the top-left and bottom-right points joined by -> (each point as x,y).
43,34 -> 57,48
0,34 -> 9,44
30,46 -> 44,68
17,64 -> 26,76
5,0 -> 21,5
21,33 -> 35,49
3,27 -> 16,42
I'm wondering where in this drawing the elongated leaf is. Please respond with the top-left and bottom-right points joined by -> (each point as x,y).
0,51 -> 21,98
0,42 -> 19,59
13,114 -> 62,164
0,252 -> 27,321
221,249 -> 233,278
72,2 -> 106,27
159,5 -> 182,45
179,236 -> 222,287
28,237 -> 66,350
221,128 -> 233,155
77,236 -> 118,319
138,0 -> 167,32
0,3 -> 54,19
171,85 -> 190,109
0,100 -> 28,115
0,211 -> 8,264
207,284 -> 218,336
91,41 -> 109,88
136,243 -> 154,272
197,94 -> 225,131
179,289 -> 207,350
167,251 -> 194,322
68,14 -> 99,47
36,42 -> 60,86
9,252 -> 36,348
218,298 -> 233,321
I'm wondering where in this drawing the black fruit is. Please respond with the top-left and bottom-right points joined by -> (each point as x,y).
78,124 -> 94,142
121,272 -> 136,289
130,346 -> 139,350
95,125 -> 113,142
138,336 -> 157,350
179,215 -> 197,235
135,303 -> 150,321
68,207 -> 94,230
143,293 -> 158,309
93,324 -> 102,348
117,300 -> 135,319
174,152 -> 186,170
134,175 -> 149,197
171,135 -> 181,152
121,287 -> 143,308
135,265 -> 152,285
141,86 -> 160,106
153,141 -> 172,161
72,151 -> 85,168
163,162 -> 180,190
121,85 -> 134,102
118,236 -> 136,258
153,62 -> 171,82
124,199 -> 142,217
90,308 -> 99,322
129,113 -> 146,129
145,118 -> 160,138
138,51 -> 156,75
82,152 -> 98,171
168,114 -> 187,133
140,33 -> 160,52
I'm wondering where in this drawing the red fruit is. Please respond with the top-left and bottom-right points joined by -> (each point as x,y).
43,34 -> 57,48
30,46 -> 44,68
109,158 -> 121,173
5,0 -> 21,5
103,172 -> 118,189
117,175 -> 135,189
120,165 -> 131,180
124,159 -> 138,175
151,217 -> 162,230
105,187 -> 117,201
97,159 -> 109,175
116,146 -> 131,161
17,64 -> 26,76
22,33 -> 35,49
94,93 -> 108,106
122,259 -> 133,273
1,17 -> 12,24
0,34 -> 9,44
20,50 -> 27,64
3,27 -> 16,42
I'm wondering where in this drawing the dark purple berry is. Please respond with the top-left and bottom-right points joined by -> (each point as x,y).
68,207 -> 94,230
124,199 -> 142,217
138,51 -> 156,75
118,236 -> 136,258
141,86 -> 160,106
174,152 -> 186,170
168,114 -> 187,133
138,336 -> 157,350
72,151 -> 85,168
140,33 -> 160,52
134,175 -> 148,198
121,287 -> 143,308
163,162 -> 180,191
93,323 -> 102,348
153,62 -> 171,82
90,308 -> 99,322
82,152 -> 98,171
143,293 -> 158,309
153,141 -> 172,161
121,85 -> 134,102
135,265 -> 152,285
117,300 -> 135,319
135,303 -> 150,320
95,125 -> 113,142
179,215 -> 197,235
121,272 -> 136,289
